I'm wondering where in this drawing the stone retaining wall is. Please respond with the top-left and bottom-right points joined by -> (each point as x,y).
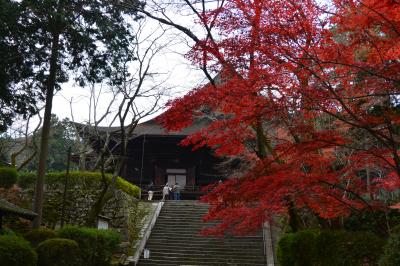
22,183 -> 137,239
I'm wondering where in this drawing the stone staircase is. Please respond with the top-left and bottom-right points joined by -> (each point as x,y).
137,200 -> 266,266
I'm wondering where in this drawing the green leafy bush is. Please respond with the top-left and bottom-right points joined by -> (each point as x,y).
18,171 -> 140,197
316,230 -> 384,266
277,229 -> 318,266
380,229 -> 400,266
0,235 -> 37,266
277,230 -> 385,266
16,172 -> 36,189
339,231 -> 385,265
2,227 -> 16,236
344,210 -> 400,237
57,226 -> 121,266
24,227 -> 56,247
314,231 -> 347,266
276,232 -> 296,266
0,166 -> 17,188
37,238 -> 81,266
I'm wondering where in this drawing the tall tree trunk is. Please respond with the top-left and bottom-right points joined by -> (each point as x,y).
32,33 -> 60,228
85,154 -> 112,227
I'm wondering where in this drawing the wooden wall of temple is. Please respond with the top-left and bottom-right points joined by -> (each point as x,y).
120,135 -> 222,189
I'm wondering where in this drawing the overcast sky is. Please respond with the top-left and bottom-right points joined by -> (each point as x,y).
18,0 -> 331,133
51,15 -> 206,126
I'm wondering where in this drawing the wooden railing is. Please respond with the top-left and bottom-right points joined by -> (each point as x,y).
140,185 -> 209,200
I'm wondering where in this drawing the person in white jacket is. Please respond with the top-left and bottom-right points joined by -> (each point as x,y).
162,183 -> 170,201
147,181 -> 154,201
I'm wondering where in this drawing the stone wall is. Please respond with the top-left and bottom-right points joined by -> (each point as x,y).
23,183 -> 138,239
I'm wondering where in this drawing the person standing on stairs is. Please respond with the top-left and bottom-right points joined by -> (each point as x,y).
173,182 -> 181,200
162,183 -> 170,201
147,181 -> 154,201
168,184 -> 174,200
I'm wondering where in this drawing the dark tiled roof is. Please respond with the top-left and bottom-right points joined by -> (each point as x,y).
129,117 -> 210,136
74,117 -> 211,138
0,198 -> 37,220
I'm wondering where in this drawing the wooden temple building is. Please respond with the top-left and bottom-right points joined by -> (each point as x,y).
77,117 -> 223,199
120,117 -> 222,196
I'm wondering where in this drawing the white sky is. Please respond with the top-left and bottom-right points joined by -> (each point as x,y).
52,16 -> 207,126
13,0 -> 332,133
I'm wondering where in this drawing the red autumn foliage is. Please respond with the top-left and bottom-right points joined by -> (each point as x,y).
160,0 -> 400,235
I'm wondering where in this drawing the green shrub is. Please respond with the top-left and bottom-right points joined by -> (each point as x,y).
344,210 -> 400,237
277,229 -> 318,266
115,176 -> 140,197
339,231 -> 385,265
277,232 -> 296,266
380,230 -> 400,266
0,235 -> 37,266
0,166 -> 17,188
3,227 -> 16,236
314,231 -> 348,266
57,226 -> 121,266
24,227 -> 57,247
37,238 -> 81,266
278,230 -> 384,266
18,171 -> 140,197
16,172 -> 36,189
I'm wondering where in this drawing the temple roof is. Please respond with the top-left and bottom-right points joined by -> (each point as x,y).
75,117 -> 211,138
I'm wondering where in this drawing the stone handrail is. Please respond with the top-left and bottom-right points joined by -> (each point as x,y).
263,220 -> 277,266
131,201 -> 164,265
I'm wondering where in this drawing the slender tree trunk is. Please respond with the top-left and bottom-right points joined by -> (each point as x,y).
85,154 -> 112,227
85,181 -> 112,227
32,33 -> 60,228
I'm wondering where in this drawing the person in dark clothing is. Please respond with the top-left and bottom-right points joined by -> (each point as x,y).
173,182 -> 182,200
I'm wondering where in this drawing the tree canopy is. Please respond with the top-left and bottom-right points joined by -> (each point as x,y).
0,0 -> 41,131
0,0 -> 145,227
153,0 -> 400,235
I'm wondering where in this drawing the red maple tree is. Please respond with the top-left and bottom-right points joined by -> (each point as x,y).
159,0 -> 400,235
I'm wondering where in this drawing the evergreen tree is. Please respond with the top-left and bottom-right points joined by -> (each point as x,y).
0,0 -> 144,227
0,0 -> 41,131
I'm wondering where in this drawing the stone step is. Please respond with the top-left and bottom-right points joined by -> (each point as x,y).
151,223 -> 217,228
138,257 -> 266,266
146,234 -> 263,242
144,245 -> 264,253
138,259 -> 266,266
151,223 -> 219,228
139,254 -> 265,263
140,251 -> 265,259
158,210 -> 207,214
154,218 -> 214,222
145,241 -> 263,249
137,200 -> 266,265
155,217 -> 212,220
142,248 -> 264,257
159,212 -> 206,217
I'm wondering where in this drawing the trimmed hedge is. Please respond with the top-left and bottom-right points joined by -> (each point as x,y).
277,229 -> 385,266
57,226 -> 121,266
0,166 -> 17,188
0,235 -> 37,266
340,231 -> 385,265
18,171 -> 140,197
37,238 -> 81,266
24,227 -> 56,247
380,229 -> 400,266
277,229 -> 319,266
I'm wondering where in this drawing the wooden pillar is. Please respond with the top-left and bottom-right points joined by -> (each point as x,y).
0,213 -> 3,235
154,165 -> 165,187
187,167 -> 196,187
